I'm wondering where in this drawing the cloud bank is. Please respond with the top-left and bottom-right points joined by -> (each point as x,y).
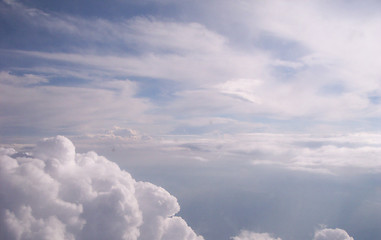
232,228 -> 354,240
87,130 -> 381,174
0,136 -> 203,240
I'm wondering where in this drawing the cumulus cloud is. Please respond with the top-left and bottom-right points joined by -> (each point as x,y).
313,228 -> 354,240
0,136 -> 203,240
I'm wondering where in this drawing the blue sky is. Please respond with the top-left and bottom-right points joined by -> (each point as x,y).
1,0 -> 381,240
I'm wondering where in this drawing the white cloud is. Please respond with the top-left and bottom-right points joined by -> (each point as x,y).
3,1 -> 381,168
231,230 -> 281,240
313,228 -> 354,240
5,0 -> 381,130
231,133 -> 381,172
68,130 -> 381,174
217,78 -> 263,104
0,147 -> 17,156
0,72 -> 48,86
0,73 -> 151,136
250,0 -> 381,111
232,228 -> 354,240
0,136 -> 203,240
3,0 -> 226,55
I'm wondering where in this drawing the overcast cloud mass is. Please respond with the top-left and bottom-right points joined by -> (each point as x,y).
1,0 -> 381,239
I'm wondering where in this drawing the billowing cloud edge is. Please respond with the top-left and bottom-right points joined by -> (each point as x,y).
0,135 -> 204,240
313,228 -> 354,240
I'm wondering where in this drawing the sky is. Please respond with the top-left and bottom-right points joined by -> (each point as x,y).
1,0 -> 381,239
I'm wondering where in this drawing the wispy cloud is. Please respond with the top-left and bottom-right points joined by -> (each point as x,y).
0,72 -> 151,137
2,0 -> 381,170
3,0 -> 381,140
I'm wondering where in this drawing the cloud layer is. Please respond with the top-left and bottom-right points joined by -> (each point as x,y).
0,136 -> 203,240
81,129 -> 381,174
232,228 -> 354,240
3,0 -> 381,140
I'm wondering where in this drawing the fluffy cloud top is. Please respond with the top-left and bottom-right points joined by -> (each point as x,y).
0,136 -> 203,240
313,228 -> 354,240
